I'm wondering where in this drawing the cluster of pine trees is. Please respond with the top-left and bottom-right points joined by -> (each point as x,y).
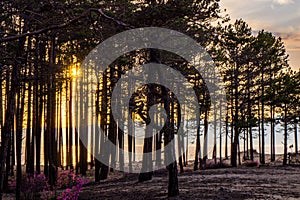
0,0 -> 299,198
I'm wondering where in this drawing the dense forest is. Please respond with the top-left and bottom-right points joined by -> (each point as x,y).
0,0 -> 299,199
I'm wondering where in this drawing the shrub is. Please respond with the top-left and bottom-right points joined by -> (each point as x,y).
204,161 -> 231,169
21,173 -> 50,199
8,170 -> 89,200
57,170 -> 89,200
243,160 -> 259,167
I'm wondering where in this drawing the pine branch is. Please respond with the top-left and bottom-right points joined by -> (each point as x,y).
0,8 -> 134,43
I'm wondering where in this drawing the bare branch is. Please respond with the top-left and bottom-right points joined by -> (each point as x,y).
0,8 -> 134,43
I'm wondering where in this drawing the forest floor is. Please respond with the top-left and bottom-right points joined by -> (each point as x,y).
79,161 -> 300,200
3,156 -> 300,199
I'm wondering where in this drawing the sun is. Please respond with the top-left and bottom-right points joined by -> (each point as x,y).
70,64 -> 80,77
71,67 -> 78,77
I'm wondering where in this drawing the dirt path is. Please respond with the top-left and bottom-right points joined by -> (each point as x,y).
79,166 -> 300,200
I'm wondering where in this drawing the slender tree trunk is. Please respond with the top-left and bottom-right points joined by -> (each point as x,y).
128,106 -> 133,172
258,96 -> 261,163
138,122 -> 153,182
65,79 -> 69,170
270,105 -> 275,161
0,68 -> 2,132
294,119 -> 298,154
261,66 -> 265,164
225,113 -> 229,159
16,83 -> 25,199
25,55 -> 33,174
231,125 -> 239,167
249,126 -> 254,161
219,104 -> 222,164
283,104 -> 288,165
99,74 -> 109,180
231,74 -> 239,167
90,79 -> 94,169
155,113 -> 162,169
178,126 -> 184,173
238,139 -> 241,165
95,83 -> 101,182
202,109 -> 208,168
246,128 -> 249,159
69,76 -> 73,170
36,84 -> 43,173
74,78 -> 79,173
185,113 -> 189,166
166,98 -> 179,197
271,105 -> 275,161
79,72 -> 87,175
194,108 -> 201,171
213,94 -> 217,165
243,129 -> 246,160
58,88 -> 63,169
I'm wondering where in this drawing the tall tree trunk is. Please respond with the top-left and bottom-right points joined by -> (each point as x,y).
36,84 -> 43,173
74,77 -> 78,173
194,108 -> 201,171
231,63 -> 240,167
243,129 -> 246,160
185,111 -> 189,166
138,122 -> 153,182
258,95 -> 261,163
219,102 -> 222,163
16,83 -> 25,199
118,127 -> 124,172
69,75 -> 73,170
294,119 -> 298,154
128,96 -> 133,172
283,104 -> 288,165
79,71 -> 87,175
261,65 -> 265,164
90,79 -> 94,169
202,109 -> 208,169
65,79 -> 69,170
178,124 -> 184,173
95,83 -> 101,182
58,88 -> 63,169
225,112 -> 229,159
99,74 -> 109,180
25,52 -> 33,174
166,98 -> 179,197
270,105 -> 275,161
249,126 -> 254,161
0,68 -> 2,133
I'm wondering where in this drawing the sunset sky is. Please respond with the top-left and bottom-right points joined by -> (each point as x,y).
220,0 -> 300,70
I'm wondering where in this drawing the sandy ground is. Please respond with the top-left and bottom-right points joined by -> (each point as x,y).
78,164 -> 300,200
3,154 -> 300,199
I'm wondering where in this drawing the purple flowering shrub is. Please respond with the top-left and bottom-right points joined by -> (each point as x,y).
57,170 -> 89,200
56,170 -> 76,189
21,173 -> 50,199
8,170 -> 89,200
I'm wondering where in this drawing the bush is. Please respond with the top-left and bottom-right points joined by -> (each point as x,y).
21,173 -> 51,199
8,170 -> 89,200
243,160 -> 259,167
204,161 -> 231,169
57,170 -> 89,200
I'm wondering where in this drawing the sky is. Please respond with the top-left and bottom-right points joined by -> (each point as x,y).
219,0 -> 300,70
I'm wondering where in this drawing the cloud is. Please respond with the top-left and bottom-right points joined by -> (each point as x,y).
220,0 -> 300,68
273,0 -> 294,5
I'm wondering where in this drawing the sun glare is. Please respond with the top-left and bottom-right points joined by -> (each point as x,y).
70,64 -> 80,77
